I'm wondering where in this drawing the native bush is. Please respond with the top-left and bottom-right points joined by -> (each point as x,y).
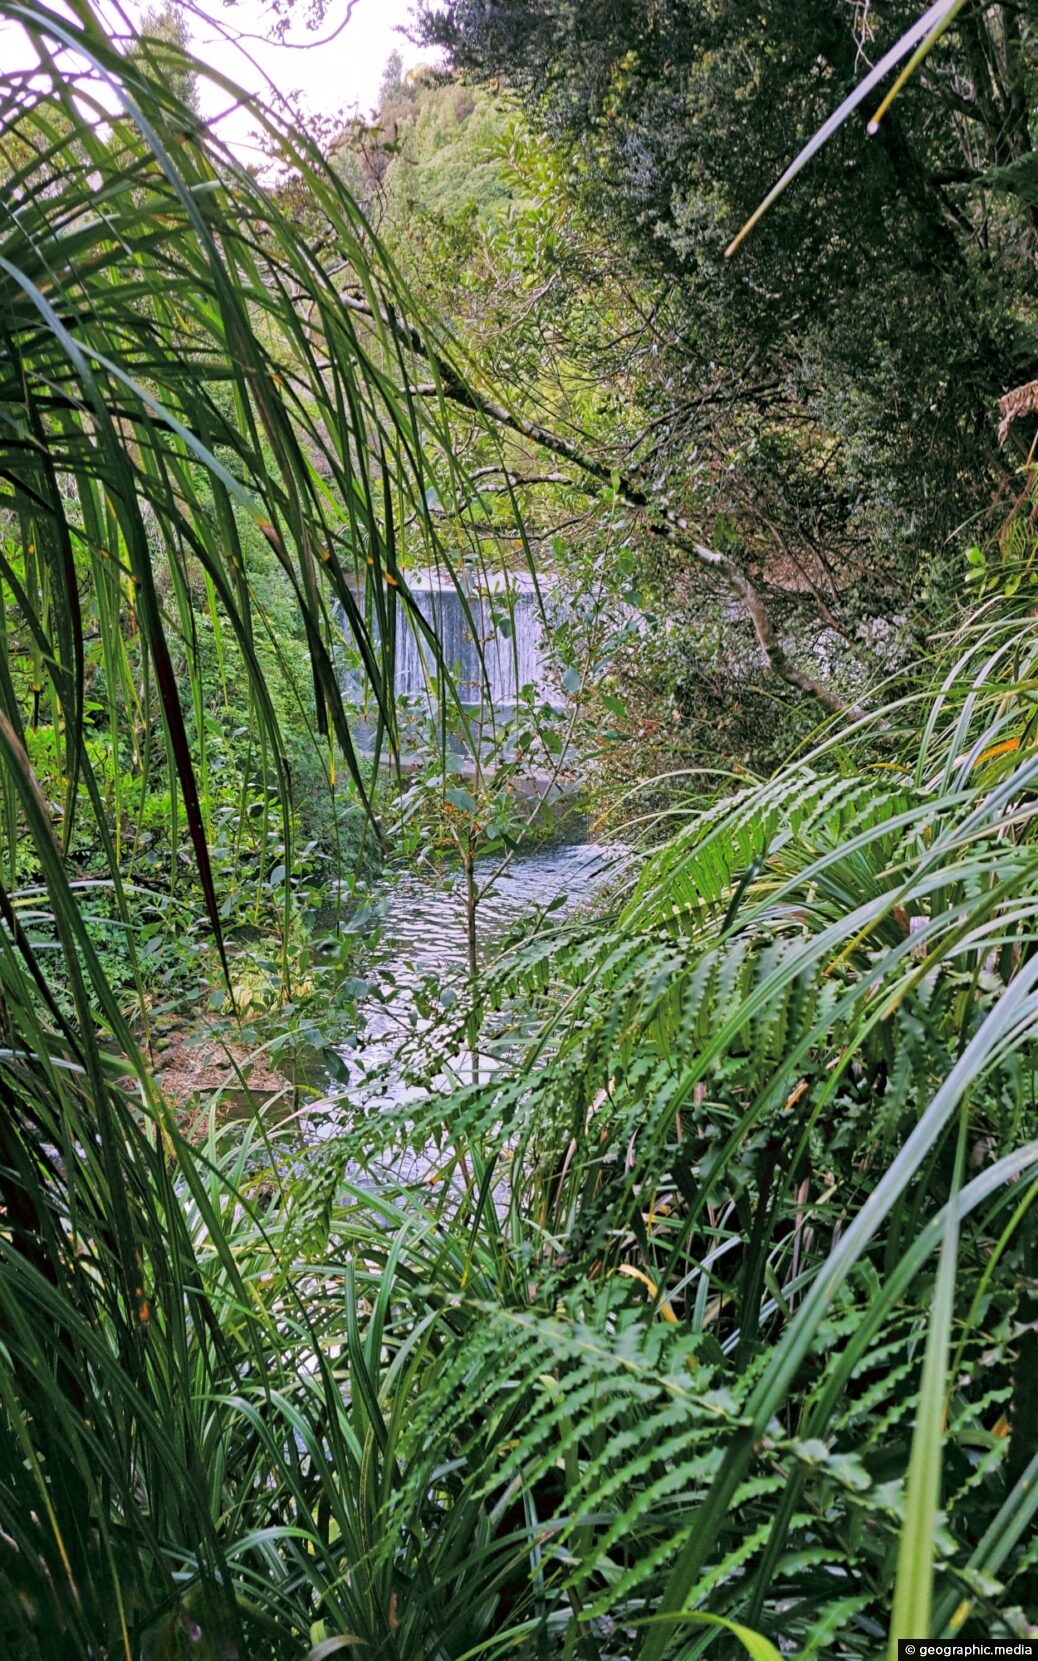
3,6 -> 1038,1660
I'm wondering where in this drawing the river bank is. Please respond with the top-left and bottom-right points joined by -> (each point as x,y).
154,836 -> 624,1131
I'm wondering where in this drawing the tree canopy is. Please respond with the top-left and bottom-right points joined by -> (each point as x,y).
419,0 -> 1038,619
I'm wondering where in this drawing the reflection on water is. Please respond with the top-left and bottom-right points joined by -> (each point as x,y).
327,841 -> 619,1122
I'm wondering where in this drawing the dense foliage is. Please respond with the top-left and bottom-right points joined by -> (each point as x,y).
2,4 -> 1038,1660
416,0 -> 1038,748
420,0 -> 1036,535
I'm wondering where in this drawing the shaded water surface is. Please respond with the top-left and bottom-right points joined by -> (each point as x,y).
337,840 -> 618,1109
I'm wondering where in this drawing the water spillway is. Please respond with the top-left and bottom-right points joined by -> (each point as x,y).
340,572 -> 556,762
394,580 -> 547,707
342,572 -> 551,716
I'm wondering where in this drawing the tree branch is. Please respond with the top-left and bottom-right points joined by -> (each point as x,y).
342,290 -> 864,719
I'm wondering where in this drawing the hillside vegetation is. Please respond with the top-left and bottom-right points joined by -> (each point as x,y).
2,4 -> 1038,1660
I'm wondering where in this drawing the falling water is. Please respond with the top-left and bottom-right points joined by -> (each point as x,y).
394,584 -> 547,705
341,573 -> 552,720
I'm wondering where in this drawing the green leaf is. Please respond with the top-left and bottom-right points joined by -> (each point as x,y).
727,0 -> 967,255
636,1611 -> 782,1661
445,787 -> 479,814
887,1122 -> 963,1655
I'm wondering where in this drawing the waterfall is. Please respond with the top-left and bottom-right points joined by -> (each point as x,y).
342,573 -> 551,714
394,584 -> 547,706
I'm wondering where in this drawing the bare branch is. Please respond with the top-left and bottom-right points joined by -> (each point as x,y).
465,465 -> 574,488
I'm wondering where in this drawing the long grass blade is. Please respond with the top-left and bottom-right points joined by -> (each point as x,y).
726,0 -> 964,255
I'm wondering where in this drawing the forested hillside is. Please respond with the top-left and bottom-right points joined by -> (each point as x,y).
3,3 -> 1038,1659
409,0 -> 1035,748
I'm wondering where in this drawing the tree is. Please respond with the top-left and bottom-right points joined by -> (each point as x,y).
136,1 -> 200,114
378,45 -> 405,107
326,71 -> 880,760
418,0 -> 1038,652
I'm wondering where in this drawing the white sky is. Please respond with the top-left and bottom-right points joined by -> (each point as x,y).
1,0 -> 435,163
185,0 -> 433,160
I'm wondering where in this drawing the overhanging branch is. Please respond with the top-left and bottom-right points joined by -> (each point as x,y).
344,289 -> 864,719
